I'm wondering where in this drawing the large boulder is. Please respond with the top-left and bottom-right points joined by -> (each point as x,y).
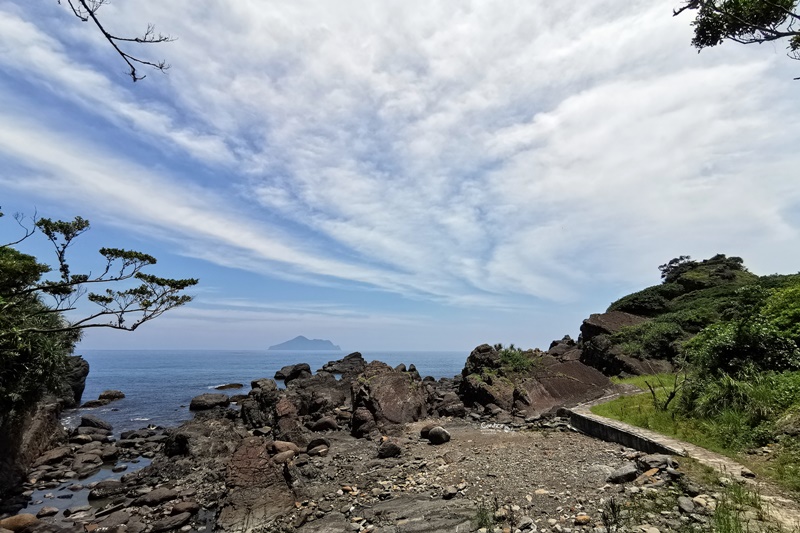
579,312 -> 674,375
274,363 -> 312,384
320,352 -> 366,377
239,379 -> 279,429
458,344 -> 613,416
189,393 -> 230,411
351,362 -> 427,432
60,355 -> 90,408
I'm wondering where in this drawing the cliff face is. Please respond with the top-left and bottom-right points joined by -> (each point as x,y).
0,355 -> 89,497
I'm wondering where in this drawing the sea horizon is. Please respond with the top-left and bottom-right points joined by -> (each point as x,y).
68,348 -> 469,434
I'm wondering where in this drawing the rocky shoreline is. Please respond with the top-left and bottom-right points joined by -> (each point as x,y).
0,345 -> 785,532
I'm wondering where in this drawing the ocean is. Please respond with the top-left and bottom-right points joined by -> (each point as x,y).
65,349 -> 468,434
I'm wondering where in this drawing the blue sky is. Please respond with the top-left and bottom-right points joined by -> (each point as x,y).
1,1 -> 800,352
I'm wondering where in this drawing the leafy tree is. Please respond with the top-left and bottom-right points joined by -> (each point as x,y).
675,0 -> 800,76
0,210 -> 197,411
56,0 -> 172,81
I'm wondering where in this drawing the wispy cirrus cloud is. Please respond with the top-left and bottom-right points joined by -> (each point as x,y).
2,0 -> 800,350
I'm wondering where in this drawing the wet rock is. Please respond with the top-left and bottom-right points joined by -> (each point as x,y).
80,399 -> 110,408
98,390 -> 125,401
88,480 -> 127,500
79,415 -> 113,431
36,507 -> 58,518
215,383 -> 244,390
189,393 -> 230,411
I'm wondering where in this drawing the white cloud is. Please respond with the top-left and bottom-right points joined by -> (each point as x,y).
2,0 -> 800,318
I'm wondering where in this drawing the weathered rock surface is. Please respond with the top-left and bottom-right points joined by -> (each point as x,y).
274,363 -> 312,383
189,393 -> 230,411
579,311 -> 675,375
351,362 -> 427,432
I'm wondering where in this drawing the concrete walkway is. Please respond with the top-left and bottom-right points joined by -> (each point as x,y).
566,397 -> 800,530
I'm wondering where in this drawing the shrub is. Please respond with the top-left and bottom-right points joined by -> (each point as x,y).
499,347 -> 533,374
684,318 -> 800,376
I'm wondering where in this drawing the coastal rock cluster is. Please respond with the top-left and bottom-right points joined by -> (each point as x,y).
0,346 -> 766,532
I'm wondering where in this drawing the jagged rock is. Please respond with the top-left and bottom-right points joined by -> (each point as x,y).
426,426 -> 451,445
98,390 -> 125,401
351,362 -> 427,429
88,480 -> 128,500
433,392 -> 467,418
189,393 -> 230,411
274,363 -> 312,383
637,454 -> 676,470
579,311 -> 675,375
79,415 -> 112,431
61,356 -> 90,408
320,352 -> 366,377
239,379 -> 279,430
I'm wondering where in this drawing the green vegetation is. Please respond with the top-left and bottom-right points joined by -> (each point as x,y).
674,0 -> 800,66
593,255 -> 800,496
497,344 -> 534,373
0,210 -> 197,414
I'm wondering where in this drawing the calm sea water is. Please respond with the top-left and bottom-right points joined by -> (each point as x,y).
64,350 -> 468,434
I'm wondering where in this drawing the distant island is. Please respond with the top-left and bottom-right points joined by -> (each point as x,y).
268,335 -> 341,351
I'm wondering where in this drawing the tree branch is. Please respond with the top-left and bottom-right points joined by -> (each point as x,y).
59,0 -> 173,82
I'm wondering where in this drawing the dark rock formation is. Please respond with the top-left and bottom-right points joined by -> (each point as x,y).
0,356 -> 88,497
274,363 -> 312,383
98,390 -> 125,401
189,393 -> 230,411
61,356 -> 90,408
351,362 -> 427,433
459,345 -> 612,417
579,311 -> 674,375
320,352 -> 366,377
